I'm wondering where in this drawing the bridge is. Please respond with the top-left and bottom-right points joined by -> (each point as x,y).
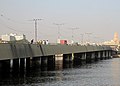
0,43 -> 117,70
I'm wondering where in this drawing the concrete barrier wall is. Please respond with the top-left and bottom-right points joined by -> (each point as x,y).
0,44 -> 13,60
0,43 -> 112,60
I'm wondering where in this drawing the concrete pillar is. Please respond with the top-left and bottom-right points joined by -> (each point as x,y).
91,52 -> 95,61
41,56 -> 47,67
47,55 -> 55,71
108,51 -> 112,59
100,52 -> 103,60
20,58 -> 25,70
25,57 -> 30,71
63,54 -> 73,68
63,54 -> 70,62
106,51 -> 109,59
0,60 -> 10,71
74,53 -> 81,65
0,60 -> 10,78
19,58 -> 25,76
12,58 -> 19,76
13,58 -> 19,70
98,52 -> 101,59
10,59 -> 13,69
55,54 -> 63,70
86,53 -> 91,63
32,57 -> 41,68
95,52 -> 101,61
104,51 -> 107,59
102,51 -> 106,59
81,53 -> 85,61
110,51 -> 112,58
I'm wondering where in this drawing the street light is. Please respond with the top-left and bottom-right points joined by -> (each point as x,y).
53,23 -> 64,39
30,19 -> 43,42
69,27 -> 79,42
80,34 -> 84,44
85,32 -> 92,43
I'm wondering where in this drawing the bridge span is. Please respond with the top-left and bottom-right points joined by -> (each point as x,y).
0,43 -> 116,70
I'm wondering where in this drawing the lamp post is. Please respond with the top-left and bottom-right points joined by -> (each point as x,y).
53,23 -> 64,40
34,19 -> 42,42
80,34 -> 84,44
69,27 -> 79,43
85,32 -> 92,43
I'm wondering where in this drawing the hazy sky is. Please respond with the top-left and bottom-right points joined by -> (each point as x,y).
0,0 -> 120,43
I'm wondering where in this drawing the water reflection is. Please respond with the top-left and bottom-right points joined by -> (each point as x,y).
0,58 -> 120,86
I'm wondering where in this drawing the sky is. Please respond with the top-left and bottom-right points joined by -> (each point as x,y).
0,0 -> 120,43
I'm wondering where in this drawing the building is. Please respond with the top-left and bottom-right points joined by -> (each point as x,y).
103,32 -> 120,45
1,33 -> 26,42
103,32 -> 120,51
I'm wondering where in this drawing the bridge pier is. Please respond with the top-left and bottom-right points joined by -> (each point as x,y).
100,51 -> 103,60
63,54 -> 73,63
74,53 -> 81,65
55,54 -> 63,70
102,51 -> 106,60
86,52 -> 92,63
41,56 -> 47,67
32,57 -> 41,68
25,57 -> 30,71
12,58 -> 19,71
91,52 -> 95,61
108,51 -> 112,59
63,54 -> 73,68
20,58 -> 25,69
106,51 -> 109,59
95,52 -> 101,61
98,52 -> 101,60
47,55 -> 55,70
0,60 -> 10,70
0,60 -> 10,78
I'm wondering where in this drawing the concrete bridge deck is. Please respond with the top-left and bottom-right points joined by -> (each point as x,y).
0,43 -> 117,71
0,43 -> 112,60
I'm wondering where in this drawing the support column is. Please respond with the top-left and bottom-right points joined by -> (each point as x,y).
47,55 -> 55,71
0,60 -> 10,71
13,58 -> 19,70
20,58 -> 25,70
19,58 -> 25,77
97,52 -> 101,60
12,58 -> 19,76
91,52 -> 95,61
32,57 -> 41,68
100,51 -> 103,60
55,54 -> 63,70
74,53 -> 80,65
25,57 -> 30,71
106,51 -> 109,59
63,54 -> 73,68
63,54 -> 70,62
0,60 -> 10,78
41,56 -> 47,71
86,52 -> 92,63
103,51 -> 106,60
41,56 -> 47,67
108,51 -> 111,59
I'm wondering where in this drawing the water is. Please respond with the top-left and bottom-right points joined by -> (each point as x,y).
0,58 -> 120,86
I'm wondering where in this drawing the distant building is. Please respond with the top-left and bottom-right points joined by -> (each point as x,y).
1,33 -> 26,42
103,32 -> 120,51
113,32 -> 119,44
103,32 -> 120,45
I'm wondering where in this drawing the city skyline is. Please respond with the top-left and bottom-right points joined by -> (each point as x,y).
0,0 -> 120,43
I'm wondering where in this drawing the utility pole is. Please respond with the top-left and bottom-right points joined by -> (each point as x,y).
31,19 -> 42,42
80,34 -> 84,44
53,23 -> 64,39
69,27 -> 79,42
85,32 -> 92,43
